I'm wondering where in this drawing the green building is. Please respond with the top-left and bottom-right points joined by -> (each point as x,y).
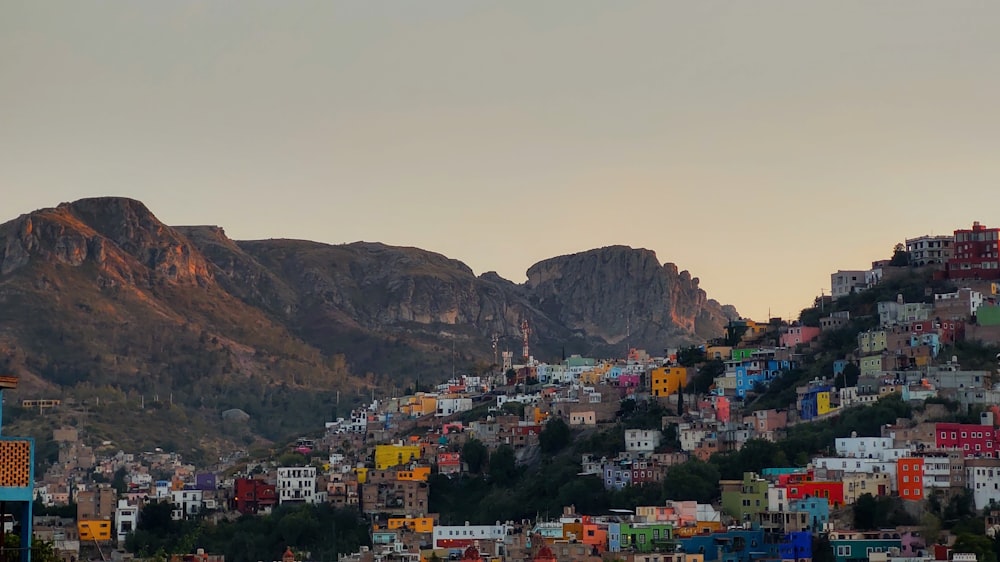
721,472 -> 768,522
618,522 -> 675,553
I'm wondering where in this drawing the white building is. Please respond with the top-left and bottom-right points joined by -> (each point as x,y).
169,489 -> 204,521
114,499 -> 138,544
436,396 -> 473,417
835,437 -> 895,459
432,523 -> 510,549
625,429 -> 662,453
767,484 -> 790,512
278,466 -> 318,505
906,235 -> 953,267
831,270 -> 868,299
812,458 -> 899,491
965,459 -> 1000,510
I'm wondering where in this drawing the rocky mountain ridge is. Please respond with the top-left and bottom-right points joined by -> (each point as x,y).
0,197 -> 737,451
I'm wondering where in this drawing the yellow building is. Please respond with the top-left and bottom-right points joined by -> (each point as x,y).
651,366 -> 688,397
704,346 -> 732,361
78,520 -> 112,542
817,392 -> 831,416
354,467 -> 369,484
388,517 -> 434,533
402,394 -> 438,417
397,466 -> 431,481
858,330 -> 887,354
375,444 -> 422,470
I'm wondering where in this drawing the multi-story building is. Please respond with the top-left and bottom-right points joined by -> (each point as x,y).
935,422 -> 1000,458
906,235 -> 954,267
934,288 -> 984,320
432,523 -> 510,549
277,466 -> 317,505
233,478 -> 278,515
169,489 -> 204,520
780,325 -> 821,348
843,472 -> 891,504
650,366 -> 688,398
835,437 -> 894,459
720,472 -> 768,522
948,222 -> 1000,280
965,458 -> 1000,510
829,531 -> 902,562
789,498 -> 829,533
374,444 -> 422,470
76,484 -> 117,521
831,270 -> 868,300
897,457 -> 924,501
625,429 -> 662,453
114,500 -> 138,545
742,409 -> 788,438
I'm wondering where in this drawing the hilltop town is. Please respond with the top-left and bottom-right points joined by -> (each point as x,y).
11,221 -> 1000,562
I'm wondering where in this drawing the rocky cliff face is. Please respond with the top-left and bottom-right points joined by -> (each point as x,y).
0,197 -> 738,388
1,198 -> 212,287
0,197 -> 738,452
525,246 -> 737,351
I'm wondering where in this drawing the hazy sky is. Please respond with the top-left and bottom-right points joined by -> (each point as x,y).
3,2 -> 999,321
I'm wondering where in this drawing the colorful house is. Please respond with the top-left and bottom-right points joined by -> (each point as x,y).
651,367 -> 688,398
617,522 -> 674,553
897,457 -> 924,501
721,472 -> 768,522
829,530 -> 902,562
677,529 -> 767,562
374,444 -> 422,470
789,497 -> 829,533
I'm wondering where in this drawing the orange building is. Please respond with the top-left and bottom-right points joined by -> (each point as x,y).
897,457 -> 924,501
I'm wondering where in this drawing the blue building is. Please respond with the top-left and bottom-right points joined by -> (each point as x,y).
733,359 -> 795,398
608,522 -> 621,552
799,383 -> 831,421
790,497 -> 830,533
778,531 -> 812,561
677,529 -> 768,562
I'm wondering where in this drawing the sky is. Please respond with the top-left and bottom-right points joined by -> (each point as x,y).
2,1 -> 1000,322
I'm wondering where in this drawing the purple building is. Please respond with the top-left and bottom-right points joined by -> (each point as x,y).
195,473 -> 217,491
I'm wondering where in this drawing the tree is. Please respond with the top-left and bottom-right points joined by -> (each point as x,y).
539,418 -> 571,454
462,439 -> 488,474
662,460 -> 720,504
3,535 -> 61,562
488,445 -> 517,485
952,533 -> 997,562
890,243 -> 911,267
853,493 -> 878,530
676,346 -> 706,367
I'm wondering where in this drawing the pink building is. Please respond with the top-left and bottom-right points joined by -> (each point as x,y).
935,422 -> 1000,457
743,409 -> 788,434
780,326 -> 821,347
618,374 -> 641,388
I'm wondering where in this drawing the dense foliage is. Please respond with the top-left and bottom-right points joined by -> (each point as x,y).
126,502 -> 371,562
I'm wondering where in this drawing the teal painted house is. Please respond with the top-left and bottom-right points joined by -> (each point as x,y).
830,531 -> 902,562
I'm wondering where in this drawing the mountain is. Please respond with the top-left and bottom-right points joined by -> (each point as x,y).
0,197 -> 737,455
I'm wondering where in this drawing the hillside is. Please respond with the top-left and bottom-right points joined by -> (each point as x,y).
0,197 -> 737,455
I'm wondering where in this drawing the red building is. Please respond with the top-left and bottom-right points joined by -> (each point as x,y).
233,478 -> 278,515
897,458 -> 925,501
781,471 -> 845,508
908,320 -> 965,345
438,452 -> 462,475
948,222 -> 1000,280
935,422 -> 1000,458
